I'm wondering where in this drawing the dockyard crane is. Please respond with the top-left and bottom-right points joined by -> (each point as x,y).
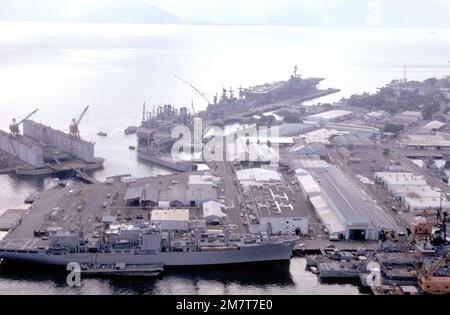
142,102 -> 146,123
418,253 -> 450,295
191,100 -> 196,116
174,75 -> 211,105
9,108 -> 39,137
70,105 -> 89,138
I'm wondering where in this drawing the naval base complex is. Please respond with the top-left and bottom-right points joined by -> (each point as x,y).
1,70 -> 449,294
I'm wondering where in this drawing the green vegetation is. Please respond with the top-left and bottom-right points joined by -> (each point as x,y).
383,123 -> 404,134
345,77 -> 450,116
283,115 -> 302,124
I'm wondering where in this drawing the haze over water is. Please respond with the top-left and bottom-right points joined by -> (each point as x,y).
0,22 -> 449,294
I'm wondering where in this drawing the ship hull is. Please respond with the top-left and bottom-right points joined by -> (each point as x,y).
0,241 -> 296,268
137,150 -> 193,172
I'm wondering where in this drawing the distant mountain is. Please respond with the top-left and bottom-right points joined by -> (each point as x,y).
0,0 -> 448,28
80,2 -> 186,24
177,0 -> 450,29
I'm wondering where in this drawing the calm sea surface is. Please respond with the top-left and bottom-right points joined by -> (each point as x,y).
0,22 -> 449,294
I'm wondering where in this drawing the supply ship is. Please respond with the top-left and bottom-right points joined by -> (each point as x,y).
0,224 -> 297,274
0,174 -> 298,276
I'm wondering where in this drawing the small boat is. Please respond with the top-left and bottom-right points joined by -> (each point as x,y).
24,192 -> 41,204
125,126 -> 138,135
97,131 -> 107,137
129,146 -> 136,150
310,266 -> 319,274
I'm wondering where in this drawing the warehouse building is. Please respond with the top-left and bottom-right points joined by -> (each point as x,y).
417,121 -> 446,135
365,111 -> 389,121
400,135 -> 450,151
305,110 -> 353,124
297,162 -> 400,240
275,123 -> 316,136
239,136 -> 294,147
374,172 -> 450,212
236,168 -> 282,189
287,142 -> 329,160
325,123 -> 380,138
124,174 -> 218,208
390,111 -> 423,126
151,209 -> 190,231
236,168 -> 309,236
295,168 -> 321,199
333,134 -> 374,148
202,201 -> 227,225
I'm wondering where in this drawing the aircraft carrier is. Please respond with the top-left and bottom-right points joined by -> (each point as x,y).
202,65 -> 340,120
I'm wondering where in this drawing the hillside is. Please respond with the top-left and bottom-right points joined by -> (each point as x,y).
80,2 -> 186,24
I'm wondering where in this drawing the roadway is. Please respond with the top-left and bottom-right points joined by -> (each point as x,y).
208,161 -> 247,234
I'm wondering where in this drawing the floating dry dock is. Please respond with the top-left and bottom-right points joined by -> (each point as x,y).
0,120 -> 104,176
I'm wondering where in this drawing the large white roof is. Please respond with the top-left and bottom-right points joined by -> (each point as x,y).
295,168 -> 321,196
202,201 -> 226,219
309,195 -> 345,235
421,121 -> 446,131
306,110 -> 353,121
151,209 -> 189,222
236,168 -> 282,186
405,135 -> 450,147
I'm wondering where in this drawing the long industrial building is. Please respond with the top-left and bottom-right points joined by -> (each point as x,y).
305,110 -> 353,124
374,172 -> 450,212
400,134 -> 450,151
124,174 -> 219,208
296,161 -> 400,241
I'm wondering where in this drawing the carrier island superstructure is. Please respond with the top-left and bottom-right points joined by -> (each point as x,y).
0,172 -> 297,275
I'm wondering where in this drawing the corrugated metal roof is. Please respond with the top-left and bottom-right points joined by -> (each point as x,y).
143,185 -> 159,202
309,195 -> 345,235
306,110 -> 353,121
309,165 -> 399,231
422,120 -> 445,130
202,201 -> 226,219
124,186 -> 144,201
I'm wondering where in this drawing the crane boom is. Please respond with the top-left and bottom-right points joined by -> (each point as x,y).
191,100 -> 196,116
428,253 -> 449,276
9,108 -> 39,137
76,105 -> 89,125
174,75 -> 210,104
142,102 -> 146,122
17,108 -> 39,125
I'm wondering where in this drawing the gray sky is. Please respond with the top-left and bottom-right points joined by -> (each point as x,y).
1,0 -> 450,27
68,0 -> 450,27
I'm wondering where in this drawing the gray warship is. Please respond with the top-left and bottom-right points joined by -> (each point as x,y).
137,103 -> 191,148
202,65 -> 339,120
0,224 -> 297,275
0,174 -> 298,276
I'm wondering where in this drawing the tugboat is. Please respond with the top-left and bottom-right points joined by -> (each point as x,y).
125,126 -> 138,135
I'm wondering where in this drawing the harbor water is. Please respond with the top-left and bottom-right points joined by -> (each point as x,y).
0,22 -> 449,294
